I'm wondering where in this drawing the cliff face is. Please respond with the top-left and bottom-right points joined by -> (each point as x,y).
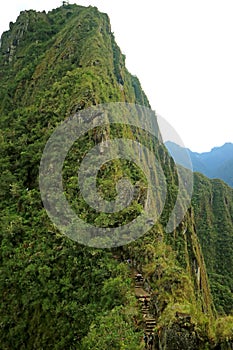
0,4 -> 232,349
166,141 -> 233,316
192,173 -> 233,315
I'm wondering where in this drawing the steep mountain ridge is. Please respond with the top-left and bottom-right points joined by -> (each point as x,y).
166,141 -> 233,316
192,173 -> 233,315
0,4 -> 232,349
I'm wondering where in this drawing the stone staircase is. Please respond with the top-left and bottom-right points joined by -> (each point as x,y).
133,272 -> 158,349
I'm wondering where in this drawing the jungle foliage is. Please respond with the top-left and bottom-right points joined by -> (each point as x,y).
0,4 -> 232,349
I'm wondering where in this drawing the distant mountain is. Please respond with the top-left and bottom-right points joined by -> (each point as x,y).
166,141 -> 233,187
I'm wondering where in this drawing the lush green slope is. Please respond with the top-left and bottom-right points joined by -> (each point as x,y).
192,173 -> 233,315
0,5 -> 149,349
0,4 -> 232,349
166,141 -> 233,315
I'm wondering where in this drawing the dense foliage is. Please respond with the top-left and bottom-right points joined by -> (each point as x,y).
0,4 -> 232,349
192,173 -> 233,314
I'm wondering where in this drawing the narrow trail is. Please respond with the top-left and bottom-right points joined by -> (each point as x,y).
132,268 -> 158,350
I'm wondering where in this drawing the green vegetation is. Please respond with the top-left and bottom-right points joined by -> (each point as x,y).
0,4 -> 232,349
192,173 -> 233,315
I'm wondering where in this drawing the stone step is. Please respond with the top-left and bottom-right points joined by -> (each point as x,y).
146,328 -> 155,332
146,326 -> 155,330
146,327 -> 156,332
146,321 -> 156,325
133,268 -> 158,348
142,308 -> 150,312
146,326 -> 156,331
142,310 -> 150,314
146,323 -> 156,328
146,322 -> 156,326
146,320 -> 156,325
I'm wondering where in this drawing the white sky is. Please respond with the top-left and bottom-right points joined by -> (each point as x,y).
1,0 -> 233,152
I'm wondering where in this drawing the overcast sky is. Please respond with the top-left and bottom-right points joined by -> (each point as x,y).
1,0 -> 233,152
